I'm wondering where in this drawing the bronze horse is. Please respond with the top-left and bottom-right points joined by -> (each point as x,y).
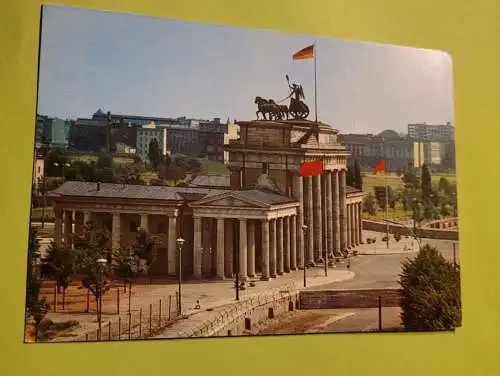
254,96 -> 289,120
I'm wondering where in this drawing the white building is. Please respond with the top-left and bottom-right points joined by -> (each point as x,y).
136,122 -> 168,162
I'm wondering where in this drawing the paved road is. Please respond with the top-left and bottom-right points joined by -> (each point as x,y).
313,236 -> 459,290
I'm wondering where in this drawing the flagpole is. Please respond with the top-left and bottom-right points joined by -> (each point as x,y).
385,159 -> 389,248
314,42 -> 318,123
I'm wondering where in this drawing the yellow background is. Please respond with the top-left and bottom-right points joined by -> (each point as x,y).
1,0 -> 498,375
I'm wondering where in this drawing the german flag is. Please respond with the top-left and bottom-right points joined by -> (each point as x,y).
292,44 -> 314,60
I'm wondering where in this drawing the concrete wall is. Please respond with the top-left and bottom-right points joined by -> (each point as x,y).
299,289 -> 402,309
362,219 -> 458,241
188,291 -> 300,338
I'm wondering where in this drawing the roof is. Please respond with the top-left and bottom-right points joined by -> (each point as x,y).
189,175 -> 231,188
234,189 -> 295,205
189,188 -> 297,208
48,181 -> 225,201
346,185 -> 363,194
48,181 -> 296,206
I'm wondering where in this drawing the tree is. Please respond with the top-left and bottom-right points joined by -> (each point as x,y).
43,244 -> 75,309
148,139 -> 162,171
45,148 -> 69,177
132,229 -> 156,272
402,170 -> 420,190
438,177 -> 452,196
113,246 -> 143,290
161,164 -> 186,184
399,245 -> 461,331
362,193 -> 377,216
353,160 -> 363,190
187,158 -> 202,174
346,165 -> 354,186
421,164 -> 433,202
73,222 -> 112,310
373,186 -> 396,210
25,227 -> 50,342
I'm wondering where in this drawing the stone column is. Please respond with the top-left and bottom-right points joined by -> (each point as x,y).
247,219 -> 256,278
284,216 -> 290,272
313,175 -> 323,262
140,213 -> 149,232
277,217 -> 284,275
346,204 -> 351,249
224,219 -> 234,278
355,202 -> 361,245
239,219 -> 248,281
350,204 -> 356,248
216,218 -> 225,279
305,176 -> 315,265
63,210 -> 72,247
193,216 -> 202,279
270,218 -> 277,278
290,215 -> 297,270
83,211 -> 91,225
293,175 -> 304,269
261,219 -> 270,280
168,215 -> 177,275
326,171 -> 333,258
339,169 -> 347,253
332,171 -> 340,256
202,218 -> 212,276
351,204 -> 357,246
358,203 -> 363,244
111,212 -> 121,251
321,174 -> 328,259
54,206 -> 62,247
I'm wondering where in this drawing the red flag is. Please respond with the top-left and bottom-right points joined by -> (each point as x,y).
373,159 -> 385,173
299,160 -> 324,176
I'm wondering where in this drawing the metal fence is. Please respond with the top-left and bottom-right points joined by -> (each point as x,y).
78,293 -> 180,342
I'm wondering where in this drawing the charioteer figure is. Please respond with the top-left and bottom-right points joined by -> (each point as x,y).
285,75 -> 310,120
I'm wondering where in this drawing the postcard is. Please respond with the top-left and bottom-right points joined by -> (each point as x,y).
26,4 -> 460,343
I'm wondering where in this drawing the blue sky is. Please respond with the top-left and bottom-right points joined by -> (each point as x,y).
38,5 -> 454,134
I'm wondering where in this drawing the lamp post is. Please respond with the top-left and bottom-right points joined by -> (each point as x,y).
53,161 -> 71,180
176,237 -> 185,314
96,258 -> 107,340
302,225 -> 308,287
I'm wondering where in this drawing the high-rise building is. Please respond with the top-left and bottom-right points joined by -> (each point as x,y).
136,123 -> 168,162
407,122 -> 454,141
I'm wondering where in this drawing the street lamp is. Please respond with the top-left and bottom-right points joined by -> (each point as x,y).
96,258 -> 107,340
176,237 -> 185,314
53,161 -> 71,179
302,225 -> 308,287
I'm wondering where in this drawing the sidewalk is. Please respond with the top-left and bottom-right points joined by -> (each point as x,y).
47,265 -> 354,341
151,266 -> 354,339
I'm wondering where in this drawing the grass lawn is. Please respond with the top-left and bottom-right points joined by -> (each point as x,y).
140,171 -> 158,183
362,203 -> 411,221
69,155 -> 134,166
362,172 -> 456,194
200,159 -> 230,175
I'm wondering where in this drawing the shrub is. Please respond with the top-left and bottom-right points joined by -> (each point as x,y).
399,245 -> 461,331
